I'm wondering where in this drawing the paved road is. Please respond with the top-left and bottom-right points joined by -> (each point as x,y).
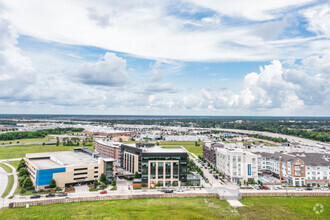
215,128 -> 323,146
0,167 -> 8,197
0,141 -> 56,148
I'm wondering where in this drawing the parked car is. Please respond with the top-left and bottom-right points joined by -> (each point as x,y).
254,185 -> 260,190
306,187 -> 313,191
321,187 -> 329,191
30,195 -> 41,199
295,188 -> 303,191
177,189 -> 184,192
100,190 -> 107,194
163,190 -> 173,193
46,193 -> 55,198
57,192 -> 68,197
262,186 -> 269,190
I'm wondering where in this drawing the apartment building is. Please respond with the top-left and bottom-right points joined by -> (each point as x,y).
120,143 -> 188,188
215,147 -> 258,183
94,139 -> 122,161
256,152 -> 330,187
203,141 -> 225,165
25,147 -> 116,190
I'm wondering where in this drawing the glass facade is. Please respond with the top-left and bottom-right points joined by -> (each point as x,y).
141,154 -> 188,184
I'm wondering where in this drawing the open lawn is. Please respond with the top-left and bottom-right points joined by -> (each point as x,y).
0,197 -> 329,219
0,144 -> 93,159
0,136 -> 53,145
8,160 -> 20,169
0,163 -> 13,173
1,174 -> 14,198
0,197 -> 236,219
160,141 -> 203,156
239,196 -> 330,219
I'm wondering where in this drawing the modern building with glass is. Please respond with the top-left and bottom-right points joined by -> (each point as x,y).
120,143 -> 188,188
25,147 -> 116,190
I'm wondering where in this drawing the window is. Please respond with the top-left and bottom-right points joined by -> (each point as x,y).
74,172 -> 88,176
94,167 -> 98,169
74,177 -> 87,180
158,162 -> 164,179
238,156 -> 241,162
94,171 -> 98,174
74,168 -> 87,171
94,175 -> 98,178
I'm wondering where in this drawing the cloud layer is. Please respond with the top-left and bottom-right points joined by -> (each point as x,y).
0,1 -> 329,116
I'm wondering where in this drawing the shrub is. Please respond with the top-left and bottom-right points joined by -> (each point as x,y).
100,173 -> 107,184
141,183 -> 147,188
111,179 -> 116,187
99,184 -> 107,190
94,179 -> 99,187
49,179 -> 57,188
20,188 -> 26,194
55,186 -> 61,192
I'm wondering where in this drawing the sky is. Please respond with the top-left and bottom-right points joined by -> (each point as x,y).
0,0 -> 329,116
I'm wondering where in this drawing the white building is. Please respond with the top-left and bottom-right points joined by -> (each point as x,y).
216,147 -> 258,183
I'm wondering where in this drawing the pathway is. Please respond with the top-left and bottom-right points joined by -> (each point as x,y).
4,162 -> 18,199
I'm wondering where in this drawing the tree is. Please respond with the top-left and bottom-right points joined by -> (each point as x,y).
17,159 -> 26,172
18,167 -> 29,177
49,179 -> 57,188
134,171 -> 140,179
100,173 -> 107,184
94,179 -> 99,187
119,138 -> 123,142
56,137 -> 60,146
22,177 -> 33,189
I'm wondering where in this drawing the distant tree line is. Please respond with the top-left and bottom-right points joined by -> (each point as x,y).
0,127 -> 84,141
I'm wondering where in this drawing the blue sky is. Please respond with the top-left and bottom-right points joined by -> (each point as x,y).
0,0 -> 329,116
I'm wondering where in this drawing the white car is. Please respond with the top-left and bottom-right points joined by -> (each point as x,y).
321,188 -> 329,191
295,188 -> 303,191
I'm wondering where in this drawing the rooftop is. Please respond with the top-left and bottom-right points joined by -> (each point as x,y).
27,150 -> 100,169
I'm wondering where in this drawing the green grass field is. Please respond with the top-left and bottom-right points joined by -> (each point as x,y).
8,160 -> 20,169
1,174 -> 14,198
0,197 -> 328,219
0,144 -> 93,159
0,163 -> 13,173
159,141 -> 203,156
0,136 -> 53,145
239,197 -> 329,219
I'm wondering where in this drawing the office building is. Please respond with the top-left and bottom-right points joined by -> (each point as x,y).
120,143 -> 188,188
25,147 -> 116,190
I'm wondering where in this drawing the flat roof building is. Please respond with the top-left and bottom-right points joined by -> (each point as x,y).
26,147 -> 116,190
120,143 -> 188,188
94,139 -> 122,162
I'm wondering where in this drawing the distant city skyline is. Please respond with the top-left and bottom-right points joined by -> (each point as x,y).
0,1 -> 329,116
